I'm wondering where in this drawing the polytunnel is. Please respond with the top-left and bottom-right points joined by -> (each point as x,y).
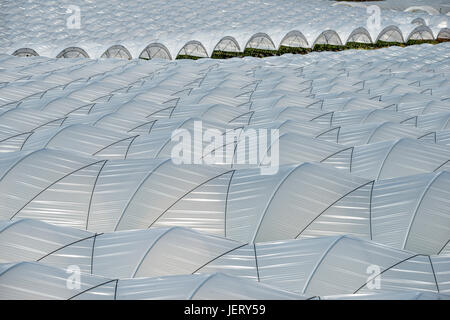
0,107 -> 422,157
196,131 -> 354,169
1,149 -> 450,253
273,108 -> 411,129
313,30 -> 343,47
407,26 -> 435,42
437,28 -> 450,41
139,43 -> 172,60
2,116 -> 440,170
347,138 -> 450,180
245,33 -> 277,51
2,218 -> 450,283
404,6 -> 440,15
12,48 -> 39,57
40,97 -> 97,117
108,97 -> 183,119
279,31 -> 309,48
41,123 -> 355,164
1,36 -> 450,301
213,36 -> 241,53
0,152 -> 370,239
322,292 -> 450,300
346,27 -> 373,44
0,262 -> 305,300
0,108 -> 69,133
198,235 -> 450,296
101,45 -> 132,60
177,41 -> 209,58
1,233 -> 450,297
199,104 -> 269,125
411,18 -> 426,26
247,120 -> 335,142
196,87 -> 258,108
435,130 -> 450,146
376,26 -> 404,43
2,261 -> 448,300
318,121 -> 433,146
380,94 -> 450,116
408,112 -> 450,131
40,119 -> 260,159
56,47 -> 90,59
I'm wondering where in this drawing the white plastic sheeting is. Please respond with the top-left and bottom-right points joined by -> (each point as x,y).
334,0 -> 450,14
407,26 -> 435,41
139,43 -> 172,60
2,0 -> 449,58
245,33 -> 276,51
0,262 -> 305,300
279,31 -> 309,48
313,30 -> 343,47
177,41 -> 209,58
56,47 -> 90,59
321,292 -> 450,300
1,45 -> 449,120
2,232 -> 450,297
438,28 -> 450,40
213,37 -> 241,53
101,45 -> 132,60
2,160 -> 450,250
12,48 -> 39,57
0,155 -> 368,239
2,260 -> 448,300
0,152 -> 449,251
1,43 -> 450,299
346,27 -> 373,44
348,138 -> 450,180
324,121 -> 433,146
376,26 -> 406,43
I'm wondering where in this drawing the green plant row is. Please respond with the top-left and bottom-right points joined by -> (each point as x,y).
175,54 -> 204,60
174,39 -> 447,60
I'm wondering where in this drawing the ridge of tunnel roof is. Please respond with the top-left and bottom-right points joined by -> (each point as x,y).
1,234 -> 450,297
0,261 -> 306,300
0,149 -> 449,252
3,261 -> 449,299
1,119 -> 450,180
